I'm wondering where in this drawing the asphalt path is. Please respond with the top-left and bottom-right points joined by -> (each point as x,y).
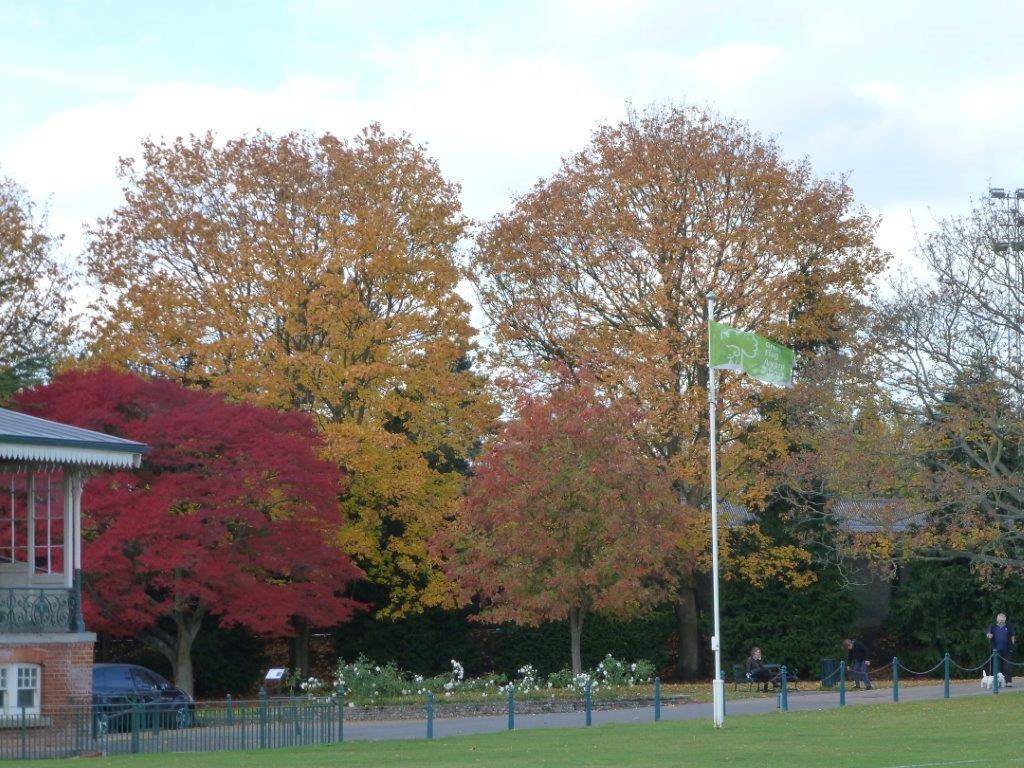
339,681 -> 1021,742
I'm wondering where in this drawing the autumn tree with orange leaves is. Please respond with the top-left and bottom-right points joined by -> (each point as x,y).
439,380 -> 694,675
86,127 -> 497,625
473,105 -> 887,677
0,170 -> 74,398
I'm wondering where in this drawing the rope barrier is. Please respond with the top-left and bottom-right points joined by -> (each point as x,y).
866,662 -> 893,676
950,658 -> 992,673
748,652 -> 1024,688
897,659 -> 945,676
820,667 -> 842,685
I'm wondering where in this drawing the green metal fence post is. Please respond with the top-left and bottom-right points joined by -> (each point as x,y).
259,686 -> 268,749
227,693 -> 234,725
892,658 -> 899,702
994,651 -> 1001,694
20,706 -> 27,760
130,702 -> 141,754
427,692 -> 434,740
839,661 -> 846,707
780,666 -> 788,711
338,685 -> 345,743
654,677 -> 661,722
944,653 -> 950,699
585,681 -> 592,726
507,684 -> 515,731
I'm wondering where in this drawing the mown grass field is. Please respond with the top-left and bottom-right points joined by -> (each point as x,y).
12,694 -> 1023,768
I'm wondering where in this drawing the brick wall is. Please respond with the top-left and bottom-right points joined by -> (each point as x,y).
0,639 -> 94,708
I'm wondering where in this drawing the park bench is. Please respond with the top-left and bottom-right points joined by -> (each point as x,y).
731,664 -> 800,692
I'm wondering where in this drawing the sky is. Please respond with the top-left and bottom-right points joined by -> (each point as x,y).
3,0 -> 1024,299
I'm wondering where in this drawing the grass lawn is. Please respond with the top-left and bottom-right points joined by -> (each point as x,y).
12,694 -> 1023,768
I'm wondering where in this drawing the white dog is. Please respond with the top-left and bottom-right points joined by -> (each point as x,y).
981,671 -> 1006,689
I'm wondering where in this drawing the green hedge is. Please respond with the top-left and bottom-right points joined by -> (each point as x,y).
881,560 -> 1024,676
332,606 -> 676,678
718,569 -> 858,680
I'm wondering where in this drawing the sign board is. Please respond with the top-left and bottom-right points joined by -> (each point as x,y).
265,668 -> 286,681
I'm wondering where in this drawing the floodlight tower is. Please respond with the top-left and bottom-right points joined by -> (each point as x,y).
988,186 -> 1024,404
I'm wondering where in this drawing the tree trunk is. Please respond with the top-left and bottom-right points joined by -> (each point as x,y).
173,635 -> 196,696
674,582 -> 700,680
140,609 -> 204,697
569,606 -> 585,676
292,619 -> 311,678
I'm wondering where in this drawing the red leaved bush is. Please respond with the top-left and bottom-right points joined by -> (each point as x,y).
14,369 -> 364,693
438,379 -> 692,674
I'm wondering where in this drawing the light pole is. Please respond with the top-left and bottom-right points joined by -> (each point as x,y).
988,187 -> 1024,404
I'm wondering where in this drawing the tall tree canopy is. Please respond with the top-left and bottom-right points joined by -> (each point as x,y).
0,170 -> 74,399
874,199 -> 1024,572
14,369 -> 364,695
472,105 -> 887,675
86,127 -> 497,616
439,380 -> 693,675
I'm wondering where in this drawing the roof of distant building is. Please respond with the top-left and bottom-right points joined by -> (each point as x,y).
723,498 -> 925,533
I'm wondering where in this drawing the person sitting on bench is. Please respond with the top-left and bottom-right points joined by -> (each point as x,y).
744,646 -> 780,692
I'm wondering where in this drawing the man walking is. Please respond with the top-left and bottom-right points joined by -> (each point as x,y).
844,638 -> 872,690
986,613 -> 1015,686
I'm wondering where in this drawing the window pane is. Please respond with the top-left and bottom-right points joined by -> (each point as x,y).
132,669 -> 160,689
18,666 -> 38,687
15,667 -> 38,711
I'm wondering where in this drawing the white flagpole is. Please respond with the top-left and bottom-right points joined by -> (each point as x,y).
707,292 -> 725,727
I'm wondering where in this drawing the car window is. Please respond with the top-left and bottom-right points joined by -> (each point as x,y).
131,668 -> 162,690
151,671 -> 172,688
94,666 -> 134,690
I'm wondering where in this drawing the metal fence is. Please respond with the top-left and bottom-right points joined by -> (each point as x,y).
1,653 -> 1018,761
0,691 -> 344,760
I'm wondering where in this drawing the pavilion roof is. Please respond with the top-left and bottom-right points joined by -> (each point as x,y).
0,407 -> 146,468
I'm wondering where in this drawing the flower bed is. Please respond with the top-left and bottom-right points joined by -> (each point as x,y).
284,654 -> 660,707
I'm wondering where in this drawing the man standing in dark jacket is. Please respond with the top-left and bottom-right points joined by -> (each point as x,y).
987,613 -> 1015,686
844,638 -> 872,690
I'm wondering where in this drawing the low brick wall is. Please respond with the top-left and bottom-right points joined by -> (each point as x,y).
341,694 -> 690,721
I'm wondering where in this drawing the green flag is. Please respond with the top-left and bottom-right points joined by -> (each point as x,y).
709,320 -> 794,387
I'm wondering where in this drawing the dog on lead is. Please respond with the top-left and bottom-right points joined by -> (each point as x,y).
981,671 -> 1006,689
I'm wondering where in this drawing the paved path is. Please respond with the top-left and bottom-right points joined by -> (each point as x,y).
340,682 -> 1022,742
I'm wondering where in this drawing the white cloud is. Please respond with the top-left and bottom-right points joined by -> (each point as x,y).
6,2 -> 1024,320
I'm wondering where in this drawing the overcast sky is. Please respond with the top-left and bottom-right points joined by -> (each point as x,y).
4,1 -> 1024,289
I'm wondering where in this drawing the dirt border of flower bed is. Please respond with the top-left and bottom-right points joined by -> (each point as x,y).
340,694 -> 692,721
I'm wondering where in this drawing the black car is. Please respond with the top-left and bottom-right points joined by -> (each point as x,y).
92,663 -> 195,733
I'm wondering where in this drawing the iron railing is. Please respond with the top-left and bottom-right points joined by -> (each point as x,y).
0,587 -> 74,633
0,693 -> 344,760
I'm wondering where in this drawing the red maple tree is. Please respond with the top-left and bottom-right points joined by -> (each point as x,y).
14,369 -> 364,694
438,379 -> 693,675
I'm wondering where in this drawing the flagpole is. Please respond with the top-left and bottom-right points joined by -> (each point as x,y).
707,292 -> 725,728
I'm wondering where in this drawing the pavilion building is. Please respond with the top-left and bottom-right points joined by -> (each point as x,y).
0,407 -> 145,722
